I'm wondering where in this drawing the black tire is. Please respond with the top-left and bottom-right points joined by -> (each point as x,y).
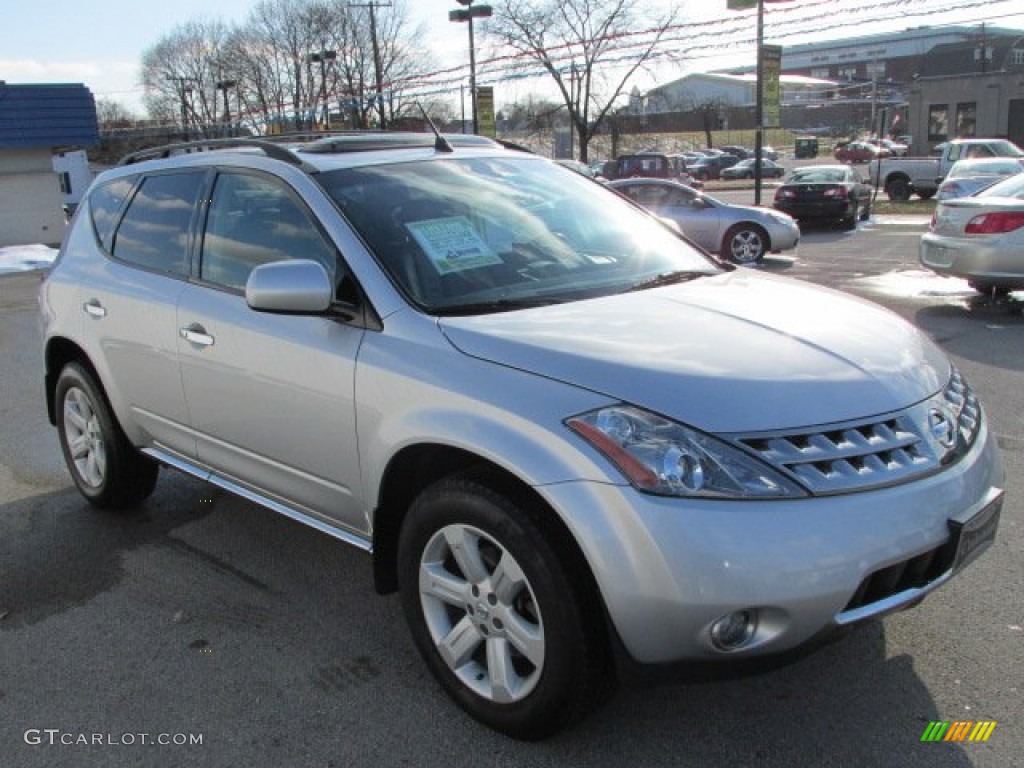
885,176 -> 911,202
842,202 -> 859,231
722,224 -> 768,264
397,476 -> 610,740
55,362 -> 158,509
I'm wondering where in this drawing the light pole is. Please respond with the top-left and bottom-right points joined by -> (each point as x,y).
728,0 -> 790,206
308,49 -> 337,130
216,80 -> 237,137
449,0 -> 492,135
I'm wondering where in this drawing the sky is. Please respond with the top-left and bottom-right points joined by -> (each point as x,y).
3,0 -> 1024,116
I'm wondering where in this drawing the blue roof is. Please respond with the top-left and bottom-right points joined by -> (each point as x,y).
0,83 -> 99,149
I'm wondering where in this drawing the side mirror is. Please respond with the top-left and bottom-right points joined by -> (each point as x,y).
246,259 -> 332,313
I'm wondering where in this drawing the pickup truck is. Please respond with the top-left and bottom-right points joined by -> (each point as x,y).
867,138 -> 1024,200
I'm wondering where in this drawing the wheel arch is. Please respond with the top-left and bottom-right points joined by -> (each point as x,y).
371,443 -> 605,628
44,337 -> 99,426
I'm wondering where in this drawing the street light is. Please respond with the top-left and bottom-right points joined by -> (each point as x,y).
308,49 -> 337,130
449,0 -> 492,135
216,79 -> 238,137
728,0 -> 791,206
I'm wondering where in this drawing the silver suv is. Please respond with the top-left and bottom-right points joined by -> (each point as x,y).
41,133 -> 1003,740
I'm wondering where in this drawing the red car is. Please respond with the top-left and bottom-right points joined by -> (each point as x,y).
834,141 -> 889,164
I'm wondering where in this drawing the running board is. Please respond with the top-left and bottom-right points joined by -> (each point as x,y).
143,447 -> 373,553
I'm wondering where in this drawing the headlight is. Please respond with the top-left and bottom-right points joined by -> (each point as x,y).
567,406 -> 807,499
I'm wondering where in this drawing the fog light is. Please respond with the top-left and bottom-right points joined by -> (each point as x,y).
709,609 -> 757,651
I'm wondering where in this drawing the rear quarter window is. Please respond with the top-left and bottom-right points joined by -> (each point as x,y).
88,176 -> 137,251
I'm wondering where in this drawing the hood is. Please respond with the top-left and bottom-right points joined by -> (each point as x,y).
439,271 -> 949,433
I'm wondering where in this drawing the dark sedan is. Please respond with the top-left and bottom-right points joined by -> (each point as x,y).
720,158 -> 786,179
773,165 -> 873,230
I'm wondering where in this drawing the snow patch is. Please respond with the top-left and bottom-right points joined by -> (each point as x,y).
0,244 -> 58,275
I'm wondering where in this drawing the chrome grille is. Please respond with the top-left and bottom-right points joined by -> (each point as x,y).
735,368 -> 981,495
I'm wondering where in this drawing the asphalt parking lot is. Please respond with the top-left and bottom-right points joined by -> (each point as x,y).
1,217 -> 1021,766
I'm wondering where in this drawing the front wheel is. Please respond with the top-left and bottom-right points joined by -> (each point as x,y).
722,224 -> 768,264
397,476 -> 610,740
55,362 -> 158,509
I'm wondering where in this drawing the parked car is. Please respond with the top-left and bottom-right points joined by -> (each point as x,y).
834,141 -> 887,164
719,145 -> 752,159
609,177 -> 799,263
773,164 -> 873,230
920,170 -> 1024,293
40,132 -> 1003,740
935,157 -> 1024,200
686,154 -> 740,181
868,138 -> 1024,201
867,138 -> 909,157
720,158 -> 786,180
603,152 -> 672,180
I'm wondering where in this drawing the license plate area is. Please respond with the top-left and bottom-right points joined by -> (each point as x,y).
949,492 -> 1002,574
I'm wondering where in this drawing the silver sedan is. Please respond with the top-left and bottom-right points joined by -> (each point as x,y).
921,172 -> 1024,293
609,178 -> 800,264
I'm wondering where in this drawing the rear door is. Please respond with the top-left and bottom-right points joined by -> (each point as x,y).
77,171 -> 203,460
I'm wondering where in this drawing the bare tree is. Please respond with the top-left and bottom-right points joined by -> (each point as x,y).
488,0 -> 678,162
95,98 -> 138,130
141,19 -> 234,136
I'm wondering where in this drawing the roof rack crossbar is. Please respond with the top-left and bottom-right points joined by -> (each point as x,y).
119,138 -> 305,167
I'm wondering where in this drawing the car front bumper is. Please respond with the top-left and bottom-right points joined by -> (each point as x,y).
540,418 -> 1003,665
920,232 -> 1024,287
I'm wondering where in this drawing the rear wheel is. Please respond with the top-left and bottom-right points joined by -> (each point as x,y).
885,176 -> 911,202
842,201 -> 859,231
397,476 -> 610,740
55,363 -> 158,509
722,224 -> 768,264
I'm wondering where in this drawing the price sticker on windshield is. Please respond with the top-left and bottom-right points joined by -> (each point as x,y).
406,216 -> 503,275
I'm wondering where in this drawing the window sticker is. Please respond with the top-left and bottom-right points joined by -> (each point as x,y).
405,216 -> 504,275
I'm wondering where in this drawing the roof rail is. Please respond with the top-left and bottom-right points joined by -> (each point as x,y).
118,137 -> 307,167
298,131 -> 501,155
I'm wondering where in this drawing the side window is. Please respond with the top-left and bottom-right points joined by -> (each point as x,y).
89,176 -> 137,251
111,173 -> 202,275
200,172 -> 337,292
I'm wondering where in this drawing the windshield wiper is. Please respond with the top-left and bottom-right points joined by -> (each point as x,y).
628,270 -> 711,292
433,297 -> 566,316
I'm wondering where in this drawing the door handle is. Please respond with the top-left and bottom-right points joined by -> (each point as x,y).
82,299 -> 106,318
179,324 -> 214,348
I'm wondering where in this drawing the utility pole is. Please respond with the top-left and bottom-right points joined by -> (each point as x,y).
351,2 -> 390,129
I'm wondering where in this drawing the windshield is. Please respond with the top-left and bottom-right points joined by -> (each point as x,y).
789,168 -> 847,183
318,155 -> 719,313
976,173 -> 1024,199
947,159 -> 1023,179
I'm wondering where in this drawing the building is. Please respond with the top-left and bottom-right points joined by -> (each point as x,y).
642,25 -> 1024,148
0,82 -> 99,246
645,72 -> 835,113
907,35 -> 1024,152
